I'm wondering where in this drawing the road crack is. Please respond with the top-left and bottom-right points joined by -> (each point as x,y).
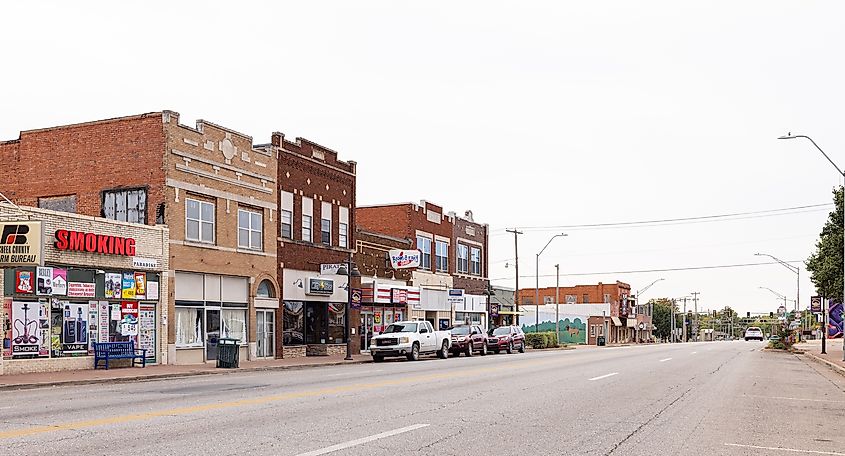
603,386 -> 693,456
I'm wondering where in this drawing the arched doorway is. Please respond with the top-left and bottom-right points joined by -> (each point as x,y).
256,279 -> 277,358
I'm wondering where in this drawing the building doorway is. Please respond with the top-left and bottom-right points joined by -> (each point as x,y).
256,309 -> 275,358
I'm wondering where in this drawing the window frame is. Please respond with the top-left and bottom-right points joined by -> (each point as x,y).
281,209 -> 293,239
338,222 -> 348,248
417,236 -> 432,270
435,240 -> 449,272
302,214 -> 313,242
470,247 -> 481,276
185,197 -> 215,244
237,207 -> 263,251
457,244 -> 469,274
321,218 -> 332,246
102,187 -> 147,224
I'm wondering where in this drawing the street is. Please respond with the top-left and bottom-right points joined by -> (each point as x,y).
2,342 -> 844,456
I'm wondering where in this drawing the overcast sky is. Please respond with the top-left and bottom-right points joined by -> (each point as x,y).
2,1 -> 843,314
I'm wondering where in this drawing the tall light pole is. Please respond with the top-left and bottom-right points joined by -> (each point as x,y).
691,292 -> 700,341
636,278 -> 665,343
555,264 -> 560,344
535,233 -> 567,333
755,253 -> 800,313
506,229 -> 523,324
337,254 -> 361,361
779,133 -> 844,360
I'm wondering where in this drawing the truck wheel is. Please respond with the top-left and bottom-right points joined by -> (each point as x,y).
407,343 -> 420,361
437,341 -> 449,359
373,355 -> 384,363
506,342 -> 514,354
481,344 -> 488,356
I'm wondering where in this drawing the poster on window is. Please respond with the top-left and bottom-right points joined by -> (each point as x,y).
61,303 -> 89,354
36,267 -> 53,296
147,281 -> 159,300
105,273 -> 122,299
374,311 -> 382,333
39,301 -> 50,356
52,268 -> 67,296
139,303 -> 156,362
15,270 -> 34,294
122,273 -> 136,299
11,301 -> 44,356
99,301 -> 110,343
134,272 -> 146,300
120,301 -> 139,337
88,301 -> 98,354
2,298 -> 11,357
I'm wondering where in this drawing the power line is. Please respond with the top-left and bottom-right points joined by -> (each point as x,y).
491,203 -> 832,233
488,260 -> 803,282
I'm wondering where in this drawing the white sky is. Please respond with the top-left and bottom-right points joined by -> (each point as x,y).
2,1 -> 843,314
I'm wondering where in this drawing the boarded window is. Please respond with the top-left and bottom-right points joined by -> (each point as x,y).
102,188 -> 147,224
38,195 -> 77,213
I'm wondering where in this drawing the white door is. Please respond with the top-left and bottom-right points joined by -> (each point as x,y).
256,310 -> 275,358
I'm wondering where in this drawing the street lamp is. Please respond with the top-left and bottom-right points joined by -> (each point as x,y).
336,254 -> 361,361
636,278 -> 665,342
755,252 -> 799,313
779,133 -> 845,360
758,286 -> 794,311
535,233 -> 567,333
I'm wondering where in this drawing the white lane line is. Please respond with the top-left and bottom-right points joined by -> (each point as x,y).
690,351 -> 697,355
659,357 -> 672,362
326,369 -> 383,377
589,372 -> 619,381
743,394 -> 845,404
725,443 -> 845,455
296,424 -> 430,456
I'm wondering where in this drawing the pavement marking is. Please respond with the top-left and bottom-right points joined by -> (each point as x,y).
724,443 -> 845,455
690,351 -> 697,355
743,394 -> 845,404
659,358 -> 672,362
295,424 -> 429,456
0,356 -> 564,440
326,369 -> 383,377
588,372 -> 618,381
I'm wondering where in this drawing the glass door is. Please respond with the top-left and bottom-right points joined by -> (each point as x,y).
360,308 -> 374,352
256,310 -> 275,358
205,308 -> 220,361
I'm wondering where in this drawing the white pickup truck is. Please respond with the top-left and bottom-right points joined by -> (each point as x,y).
369,320 -> 451,362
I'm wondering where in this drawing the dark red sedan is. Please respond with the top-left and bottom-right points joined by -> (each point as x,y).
486,325 -> 526,354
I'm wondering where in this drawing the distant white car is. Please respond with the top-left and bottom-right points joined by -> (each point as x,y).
744,327 -> 764,341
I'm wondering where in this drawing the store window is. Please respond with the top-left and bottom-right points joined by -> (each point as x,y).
284,301 -> 346,345
435,240 -> 448,272
583,294 -> 589,303
103,188 -> 147,224
470,247 -> 481,275
284,301 -> 305,345
238,208 -> 263,251
457,244 -> 469,273
186,198 -> 215,243
221,308 -> 247,341
455,312 -> 483,326
175,307 -> 203,347
417,236 -> 432,270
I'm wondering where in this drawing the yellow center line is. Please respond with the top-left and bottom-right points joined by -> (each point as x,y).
0,357 -> 559,440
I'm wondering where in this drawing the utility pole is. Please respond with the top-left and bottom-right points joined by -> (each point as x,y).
671,299 -> 676,343
682,297 -> 688,342
691,292 -> 700,341
506,229 -> 523,325
555,264 -> 560,345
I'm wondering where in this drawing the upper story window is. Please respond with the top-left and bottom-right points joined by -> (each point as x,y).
103,188 -> 146,224
582,294 -> 589,303
338,207 -> 349,248
186,198 -> 215,243
565,295 -> 577,304
470,247 -> 481,275
321,201 -> 332,246
435,240 -> 449,272
281,191 -> 294,239
39,195 -> 77,214
238,208 -> 263,251
457,244 -> 469,273
603,293 -> 611,303
257,279 -> 276,298
417,236 -> 432,270
302,197 -> 313,243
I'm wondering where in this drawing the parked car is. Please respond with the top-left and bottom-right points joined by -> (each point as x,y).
486,325 -> 526,354
744,326 -> 764,341
450,325 -> 487,356
369,320 -> 451,362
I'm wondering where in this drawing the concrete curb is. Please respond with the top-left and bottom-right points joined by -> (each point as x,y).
801,351 -> 845,376
0,359 -> 373,391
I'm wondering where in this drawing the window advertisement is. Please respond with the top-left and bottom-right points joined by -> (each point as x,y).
122,273 -> 136,299
11,300 -> 49,357
88,301 -> 98,354
16,270 -> 34,294
105,273 -> 122,299
36,267 -> 53,296
134,272 -> 147,300
120,301 -> 139,339
61,302 -> 89,354
2,298 -> 11,357
98,301 -> 110,343
139,303 -> 156,362
52,268 -> 67,296
147,281 -> 159,300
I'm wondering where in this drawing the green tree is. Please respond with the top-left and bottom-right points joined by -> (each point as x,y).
806,186 -> 844,300
649,298 -> 677,340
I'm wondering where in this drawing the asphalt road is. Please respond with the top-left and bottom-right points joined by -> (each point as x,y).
2,341 -> 844,456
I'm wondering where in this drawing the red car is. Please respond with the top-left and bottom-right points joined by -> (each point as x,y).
486,325 -> 526,354
450,325 -> 488,356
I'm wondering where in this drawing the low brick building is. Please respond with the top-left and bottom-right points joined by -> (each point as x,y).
1,204 -> 169,376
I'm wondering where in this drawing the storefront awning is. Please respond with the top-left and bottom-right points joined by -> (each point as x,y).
611,317 -> 623,327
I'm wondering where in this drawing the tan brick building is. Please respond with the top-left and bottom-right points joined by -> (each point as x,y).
0,111 -> 279,364
1,204 -> 169,375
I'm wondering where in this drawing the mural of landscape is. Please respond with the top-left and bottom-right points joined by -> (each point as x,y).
520,311 -> 588,344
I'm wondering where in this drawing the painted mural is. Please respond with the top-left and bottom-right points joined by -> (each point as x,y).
520,308 -> 588,344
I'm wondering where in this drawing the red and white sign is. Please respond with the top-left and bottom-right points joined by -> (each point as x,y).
388,249 -> 421,269
54,229 -> 136,256
391,288 -> 408,304
67,282 -> 96,298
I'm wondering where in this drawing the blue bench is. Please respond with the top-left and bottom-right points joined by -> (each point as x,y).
93,341 -> 147,370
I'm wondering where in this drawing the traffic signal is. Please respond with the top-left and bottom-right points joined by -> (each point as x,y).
769,312 -> 774,317
747,312 -> 751,318
713,310 -> 717,318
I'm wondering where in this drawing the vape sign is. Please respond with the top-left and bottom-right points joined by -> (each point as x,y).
0,221 -> 42,266
388,249 -> 421,269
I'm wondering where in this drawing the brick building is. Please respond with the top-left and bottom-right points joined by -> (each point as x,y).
266,133 -> 358,357
1,111 -> 280,364
518,281 -> 652,343
357,201 -> 491,331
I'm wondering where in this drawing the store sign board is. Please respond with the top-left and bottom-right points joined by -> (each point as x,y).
388,250 -> 421,269
54,229 -> 136,256
447,289 -> 465,306
0,221 -> 42,266
391,288 -> 408,304
307,278 -> 334,295
320,263 -> 343,275
351,288 -> 362,309
132,257 -> 159,269
811,296 -> 822,314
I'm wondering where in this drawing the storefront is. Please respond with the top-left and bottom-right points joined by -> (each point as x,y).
282,269 -> 350,357
360,280 -> 419,351
0,206 -> 168,376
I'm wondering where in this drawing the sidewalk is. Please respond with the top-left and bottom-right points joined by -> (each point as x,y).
0,354 -> 372,390
794,339 -> 845,374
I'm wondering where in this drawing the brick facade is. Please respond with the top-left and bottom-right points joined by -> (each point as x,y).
518,282 -> 632,317
451,212 -> 489,295
355,229 -> 414,284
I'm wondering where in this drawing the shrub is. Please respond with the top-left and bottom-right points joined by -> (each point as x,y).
524,331 -> 558,349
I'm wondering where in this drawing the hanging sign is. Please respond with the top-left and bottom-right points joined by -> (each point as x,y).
0,221 -> 42,266
388,249 -> 421,269
811,296 -> 822,314
351,288 -> 363,309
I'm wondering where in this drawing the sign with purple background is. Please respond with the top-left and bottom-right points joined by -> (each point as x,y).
828,299 -> 843,339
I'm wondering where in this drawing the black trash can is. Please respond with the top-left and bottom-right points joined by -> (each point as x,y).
217,338 -> 240,368
597,336 -> 606,347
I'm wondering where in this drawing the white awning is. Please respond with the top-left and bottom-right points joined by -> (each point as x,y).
611,317 -> 623,327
